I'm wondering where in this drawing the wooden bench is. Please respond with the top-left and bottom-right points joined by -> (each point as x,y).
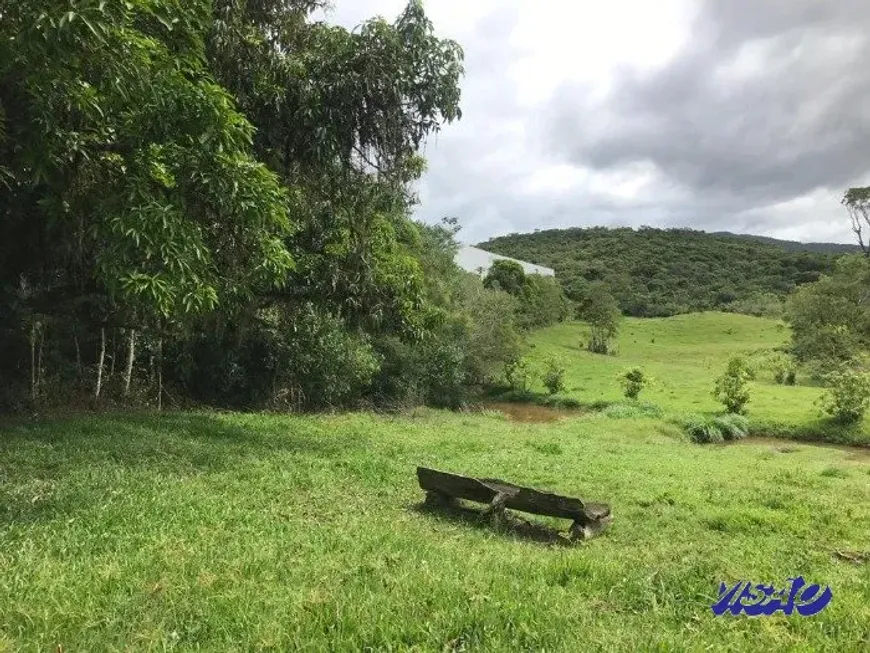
417,466 -> 612,540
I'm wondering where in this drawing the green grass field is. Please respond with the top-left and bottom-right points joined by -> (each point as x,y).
524,312 -> 870,443
1,409 -> 869,652
2,312 -> 869,651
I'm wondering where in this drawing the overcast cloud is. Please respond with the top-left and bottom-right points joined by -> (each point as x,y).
321,0 -> 870,245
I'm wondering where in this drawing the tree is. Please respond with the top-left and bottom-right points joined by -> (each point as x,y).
0,0 -> 482,413
786,255 -> 870,374
578,282 -> 622,354
843,187 -> 870,257
1,0 -> 295,323
205,0 -> 465,337
516,275 -> 571,330
484,260 -> 526,296
713,357 -> 752,414
1,0 -> 297,406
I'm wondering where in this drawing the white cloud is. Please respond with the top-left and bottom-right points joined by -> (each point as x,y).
320,0 -> 866,245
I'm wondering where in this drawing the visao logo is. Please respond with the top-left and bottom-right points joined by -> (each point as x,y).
711,577 -> 832,617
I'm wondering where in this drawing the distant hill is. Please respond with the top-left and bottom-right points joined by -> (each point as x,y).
478,227 -> 850,318
711,232 -> 862,255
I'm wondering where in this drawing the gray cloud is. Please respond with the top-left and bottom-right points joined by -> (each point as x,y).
544,0 -> 870,225
327,1 -> 869,244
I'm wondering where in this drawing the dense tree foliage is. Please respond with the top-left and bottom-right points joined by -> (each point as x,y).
1,0 -> 295,321
479,227 -> 840,317
786,255 -> 870,376
483,260 -> 570,330
577,282 -> 622,354
0,0 -> 536,412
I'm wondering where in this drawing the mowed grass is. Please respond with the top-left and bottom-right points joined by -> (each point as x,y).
525,312 -> 870,443
1,410 -> 869,651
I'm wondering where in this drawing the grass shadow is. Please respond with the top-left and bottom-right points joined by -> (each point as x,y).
411,500 -> 577,548
0,410 -> 371,476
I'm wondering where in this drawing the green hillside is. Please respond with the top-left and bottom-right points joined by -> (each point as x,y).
478,227 -> 841,317
711,231 -> 863,254
522,312 -> 870,441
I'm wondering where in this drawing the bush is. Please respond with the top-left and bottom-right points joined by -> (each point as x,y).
516,275 -> 572,330
504,357 -> 533,393
764,351 -> 798,385
621,368 -> 646,400
457,275 -> 525,386
713,357 -> 752,414
684,414 -> 750,444
541,358 -> 566,395
820,369 -> 870,424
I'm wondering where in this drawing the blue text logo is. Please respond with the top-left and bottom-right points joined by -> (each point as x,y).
711,577 -> 832,617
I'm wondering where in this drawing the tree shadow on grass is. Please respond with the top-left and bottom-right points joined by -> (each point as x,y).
0,410 -> 371,476
0,411 -> 377,527
411,500 -> 578,548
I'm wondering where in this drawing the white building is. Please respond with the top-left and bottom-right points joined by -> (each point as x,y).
455,245 -> 555,278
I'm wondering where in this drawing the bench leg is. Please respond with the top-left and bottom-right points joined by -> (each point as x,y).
424,490 -> 455,508
570,516 -> 611,541
569,520 -> 591,541
483,492 -> 509,528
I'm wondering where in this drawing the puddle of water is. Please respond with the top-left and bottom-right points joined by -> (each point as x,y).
479,402 -> 581,424
729,436 -> 870,462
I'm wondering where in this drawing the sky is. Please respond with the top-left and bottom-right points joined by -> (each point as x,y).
318,0 -> 870,245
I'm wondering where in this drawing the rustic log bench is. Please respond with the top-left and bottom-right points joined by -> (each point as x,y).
417,466 -> 612,540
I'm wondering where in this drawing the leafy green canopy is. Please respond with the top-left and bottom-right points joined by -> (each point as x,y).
0,0 -> 295,320
205,0 -> 464,336
786,255 -> 870,372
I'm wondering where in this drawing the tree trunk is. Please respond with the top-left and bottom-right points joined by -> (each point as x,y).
74,334 -> 82,379
30,323 -> 37,401
157,337 -> 163,411
95,327 -> 106,399
123,329 -> 136,397
36,325 -> 44,396
109,331 -> 117,378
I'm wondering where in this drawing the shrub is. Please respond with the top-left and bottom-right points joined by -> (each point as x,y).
765,351 -> 798,385
621,368 -> 646,400
715,414 -> 750,440
504,357 -> 533,393
684,415 -> 724,444
457,275 -> 525,386
713,357 -> 752,414
541,358 -> 566,395
684,414 -> 750,444
819,369 -> 870,424
517,275 -> 572,330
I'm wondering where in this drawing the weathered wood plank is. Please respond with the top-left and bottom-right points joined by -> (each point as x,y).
416,466 -> 611,526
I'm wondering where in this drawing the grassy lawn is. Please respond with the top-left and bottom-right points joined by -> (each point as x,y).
1,410 -> 869,651
525,312 -> 870,443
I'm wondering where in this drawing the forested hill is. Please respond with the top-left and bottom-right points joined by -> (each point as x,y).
478,227 -> 844,317
711,232 -> 862,254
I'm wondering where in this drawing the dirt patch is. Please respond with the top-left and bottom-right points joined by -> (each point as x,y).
730,436 -> 870,462
480,402 -> 582,424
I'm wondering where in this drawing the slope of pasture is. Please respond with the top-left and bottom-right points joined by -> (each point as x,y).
0,411 -> 868,652
526,312 -> 870,440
